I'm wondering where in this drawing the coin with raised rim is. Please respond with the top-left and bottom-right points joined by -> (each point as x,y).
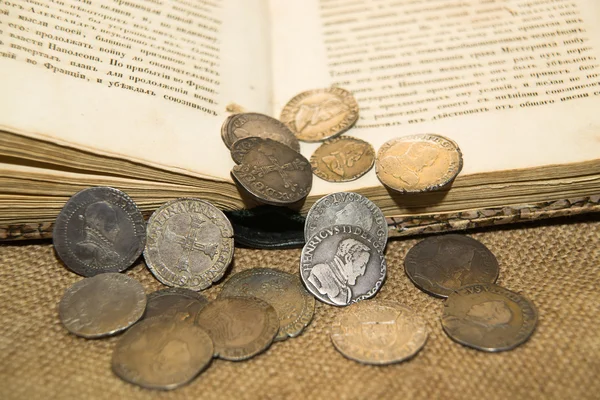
223,112 -> 300,153
59,273 -> 146,339
53,186 -> 146,277
310,136 -> 374,182
144,198 -> 234,291
441,283 -> 538,352
144,288 -> 209,322
219,268 -> 315,341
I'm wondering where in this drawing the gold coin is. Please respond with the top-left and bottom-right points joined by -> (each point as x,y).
280,87 -> 359,142
310,136 -> 374,182
375,134 -> 463,193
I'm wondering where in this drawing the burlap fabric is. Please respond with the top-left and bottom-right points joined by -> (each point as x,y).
1,217 -> 598,400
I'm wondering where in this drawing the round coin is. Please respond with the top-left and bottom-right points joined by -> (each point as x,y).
59,273 -> 146,339
300,225 -> 386,307
144,198 -> 234,291
304,192 -> 388,250
53,186 -> 146,276
376,134 -> 463,193
231,138 -> 313,206
112,316 -> 214,390
310,136 -> 374,182
441,283 -> 538,352
280,87 -> 359,142
331,300 -> 428,364
223,112 -> 301,153
195,296 -> 279,361
219,268 -> 315,341
220,114 -> 236,144
404,234 -> 499,298
144,288 -> 209,322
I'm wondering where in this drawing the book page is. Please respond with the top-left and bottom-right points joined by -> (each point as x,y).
0,0 -> 271,180
270,0 -> 600,195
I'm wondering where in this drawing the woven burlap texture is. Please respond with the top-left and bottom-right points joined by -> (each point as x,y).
1,218 -> 599,400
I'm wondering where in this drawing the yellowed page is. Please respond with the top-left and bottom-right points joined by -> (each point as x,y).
0,0 -> 270,180
270,0 -> 600,195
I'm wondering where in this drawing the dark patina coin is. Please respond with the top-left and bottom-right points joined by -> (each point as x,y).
144,288 -> 209,322
222,112 -> 300,153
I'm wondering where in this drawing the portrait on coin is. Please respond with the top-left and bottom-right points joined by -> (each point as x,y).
295,97 -> 349,133
415,242 -> 476,291
333,202 -> 374,232
380,142 -> 440,188
76,201 -> 121,266
322,141 -> 367,177
445,299 -> 514,341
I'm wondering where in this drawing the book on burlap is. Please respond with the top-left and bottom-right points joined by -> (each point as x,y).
1,0 -> 600,241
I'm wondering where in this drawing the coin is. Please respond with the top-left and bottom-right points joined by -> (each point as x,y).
304,192 -> 388,250
404,234 -> 499,298
59,273 -> 146,339
441,283 -> 538,352
195,296 -> 279,361
112,316 -> 214,390
144,198 -> 234,291
53,186 -> 146,277
280,87 -> 359,142
144,288 -> 209,322
375,134 -> 463,193
231,137 -> 313,206
219,268 -> 315,341
300,225 -> 386,306
331,300 -> 428,364
310,136 -> 374,182
222,112 -> 301,153
220,114 -> 236,143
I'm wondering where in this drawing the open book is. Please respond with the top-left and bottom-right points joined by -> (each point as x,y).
1,0 -> 600,240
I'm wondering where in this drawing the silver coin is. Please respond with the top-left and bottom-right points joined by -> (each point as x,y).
59,273 -> 146,339
223,112 -> 301,153
300,225 -> 386,306
304,192 -> 387,250
53,186 -> 146,277
144,198 -> 234,291
144,288 -> 208,322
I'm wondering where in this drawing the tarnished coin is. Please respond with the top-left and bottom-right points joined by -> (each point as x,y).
441,283 -> 538,352
59,273 -> 146,339
195,296 -> 279,361
231,137 -> 313,206
376,134 -> 463,193
404,234 -> 499,298
144,198 -> 234,291
219,268 -> 315,341
331,301 -> 428,365
112,316 -> 214,390
280,87 -> 359,142
300,225 -> 386,306
310,136 -> 374,182
220,114 -> 236,144
53,186 -> 146,276
222,112 -> 301,153
144,288 -> 209,322
304,192 -> 388,250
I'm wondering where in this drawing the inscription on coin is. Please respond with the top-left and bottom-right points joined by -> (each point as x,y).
222,112 -> 300,153
280,87 -> 359,142
144,198 -> 234,291
300,225 -> 386,306
404,235 -> 499,298
144,288 -> 209,322
310,136 -> 374,182
441,283 -> 538,352
53,186 -> 146,277
376,134 -> 463,193
219,268 -> 315,341
331,301 -> 428,364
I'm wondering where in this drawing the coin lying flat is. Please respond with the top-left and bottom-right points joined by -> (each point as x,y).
404,234 -> 499,298
310,136 -> 374,182
441,283 -> 538,352
112,316 -> 214,390
219,268 -> 315,341
144,198 -> 234,291
144,288 -> 209,322
195,296 -> 279,361
280,87 -> 359,142
222,112 -> 301,153
376,134 -> 463,193
331,301 -> 428,365
300,225 -> 386,307
59,273 -> 146,339
304,192 -> 388,250
231,137 -> 313,206
53,186 -> 146,277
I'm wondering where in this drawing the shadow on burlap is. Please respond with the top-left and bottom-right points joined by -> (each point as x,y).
0,216 -> 599,400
